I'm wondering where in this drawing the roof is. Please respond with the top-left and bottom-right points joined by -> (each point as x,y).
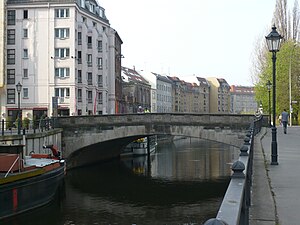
121,67 -> 150,85
7,0 -> 109,23
152,73 -> 173,84
196,77 -> 210,87
230,85 -> 255,94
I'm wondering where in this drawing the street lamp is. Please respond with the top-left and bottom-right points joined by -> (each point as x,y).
16,82 -> 22,135
266,80 -> 272,127
265,25 -> 283,165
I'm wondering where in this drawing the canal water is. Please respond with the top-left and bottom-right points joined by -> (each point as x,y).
3,138 -> 239,225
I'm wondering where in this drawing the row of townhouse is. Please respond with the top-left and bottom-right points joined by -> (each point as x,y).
0,0 -> 258,124
0,0 -> 124,122
121,66 -> 253,114
121,66 -> 258,115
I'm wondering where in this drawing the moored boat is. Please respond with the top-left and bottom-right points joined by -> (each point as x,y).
122,136 -> 157,156
0,144 -> 65,220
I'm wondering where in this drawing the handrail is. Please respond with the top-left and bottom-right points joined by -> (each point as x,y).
4,155 -> 20,178
203,115 -> 263,225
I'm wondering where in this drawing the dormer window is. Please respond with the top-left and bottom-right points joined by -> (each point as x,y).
90,3 -> 95,13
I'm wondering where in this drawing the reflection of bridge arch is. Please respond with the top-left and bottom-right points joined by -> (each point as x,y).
54,113 -> 267,168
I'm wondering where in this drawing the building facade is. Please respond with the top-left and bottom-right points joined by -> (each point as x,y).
168,76 -> 184,112
196,77 -> 210,113
176,75 -> 210,113
1,0 -> 122,123
230,85 -> 257,114
156,74 -> 172,113
138,71 -> 158,113
207,77 -> 231,113
0,1 -> 6,121
121,66 -> 151,113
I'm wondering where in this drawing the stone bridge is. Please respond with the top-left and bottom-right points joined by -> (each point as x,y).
54,113 -> 267,168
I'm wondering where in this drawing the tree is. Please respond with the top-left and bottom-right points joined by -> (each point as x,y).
252,0 -> 300,124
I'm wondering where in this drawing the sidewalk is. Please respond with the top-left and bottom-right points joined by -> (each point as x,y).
250,126 -> 300,225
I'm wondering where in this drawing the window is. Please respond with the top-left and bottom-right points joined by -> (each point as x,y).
7,89 -> 15,104
98,92 -> 103,104
55,9 -> 69,18
87,72 -> 92,85
87,54 -> 92,67
87,36 -> 92,49
78,32 -> 82,45
78,51 -> 82,64
97,40 -> 102,52
55,68 -> 70,78
90,3 -> 95,13
23,29 -> 28,38
97,75 -> 103,87
7,69 -> 15,84
7,49 -> 15,65
78,89 -> 82,102
7,29 -> 15,45
55,48 -> 70,58
23,49 -> 28,58
55,88 -> 70,97
88,91 -> 93,103
23,69 -> 28,78
7,10 -> 16,25
97,57 -> 102,69
23,88 -> 28,98
55,28 -> 69,39
23,10 -> 28,19
78,70 -> 82,83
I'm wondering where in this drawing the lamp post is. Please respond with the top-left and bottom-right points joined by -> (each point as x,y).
265,25 -> 283,165
266,80 -> 272,127
16,82 -> 22,135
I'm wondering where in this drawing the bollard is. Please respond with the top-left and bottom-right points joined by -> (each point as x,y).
203,218 -> 229,225
239,145 -> 249,156
244,136 -> 250,145
231,160 -> 245,178
245,132 -> 251,138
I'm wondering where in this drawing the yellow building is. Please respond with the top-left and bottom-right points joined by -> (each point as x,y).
207,77 -> 231,113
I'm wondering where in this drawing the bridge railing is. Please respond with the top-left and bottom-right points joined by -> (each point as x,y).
203,115 -> 263,225
1,118 -> 55,136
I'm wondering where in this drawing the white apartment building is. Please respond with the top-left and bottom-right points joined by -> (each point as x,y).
139,71 -> 173,113
155,73 -> 172,113
230,85 -> 257,114
138,70 -> 158,113
1,0 -> 121,122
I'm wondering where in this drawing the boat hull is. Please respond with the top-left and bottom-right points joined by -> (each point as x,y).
0,164 -> 65,220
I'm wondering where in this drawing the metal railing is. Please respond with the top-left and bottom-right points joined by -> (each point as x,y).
203,115 -> 263,225
1,118 -> 56,136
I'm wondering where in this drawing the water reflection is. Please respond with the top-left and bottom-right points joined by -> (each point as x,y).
2,138 -> 239,225
124,137 -> 238,181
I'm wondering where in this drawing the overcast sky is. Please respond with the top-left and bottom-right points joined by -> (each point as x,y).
98,0 -> 286,86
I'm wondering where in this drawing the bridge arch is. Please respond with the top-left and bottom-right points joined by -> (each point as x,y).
54,113 -> 267,168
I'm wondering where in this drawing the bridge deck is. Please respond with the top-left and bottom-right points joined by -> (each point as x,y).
250,126 -> 300,225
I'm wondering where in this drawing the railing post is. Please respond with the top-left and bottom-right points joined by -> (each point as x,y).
231,160 -> 245,178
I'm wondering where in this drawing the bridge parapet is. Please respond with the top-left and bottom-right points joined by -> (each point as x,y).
55,113 -> 267,128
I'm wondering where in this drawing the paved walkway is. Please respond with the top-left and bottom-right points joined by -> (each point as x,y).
250,126 -> 300,225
